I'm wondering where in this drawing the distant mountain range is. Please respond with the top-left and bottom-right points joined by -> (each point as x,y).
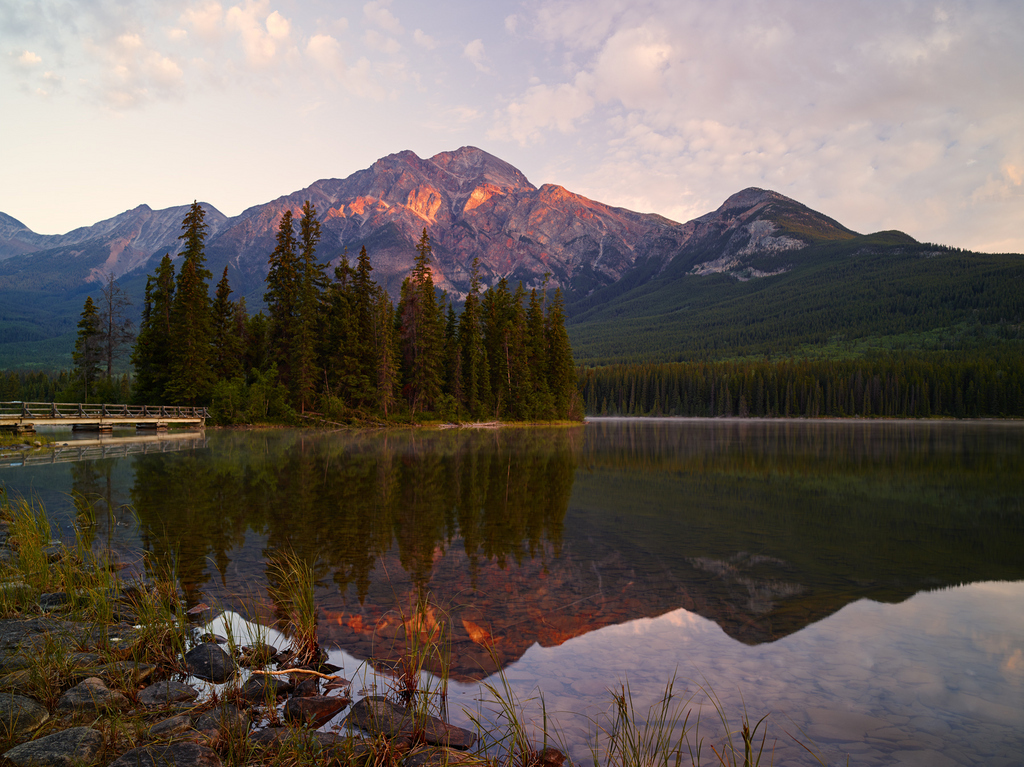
2,146 -> 1022,369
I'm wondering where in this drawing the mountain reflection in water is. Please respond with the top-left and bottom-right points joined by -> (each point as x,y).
50,419 -> 1014,682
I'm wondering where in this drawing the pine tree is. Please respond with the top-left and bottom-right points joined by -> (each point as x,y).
545,289 -> 579,419
167,201 -> 214,405
210,267 -> 245,382
398,229 -> 444,414
265,209 -> 299,391
74,296 -> 103,403
372,287 -> 400,418
293,201 -> 326,412
457,259 -> 489,417
131,254 -> 175,403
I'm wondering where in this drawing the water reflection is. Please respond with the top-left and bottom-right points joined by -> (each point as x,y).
2,419 -> 1023,686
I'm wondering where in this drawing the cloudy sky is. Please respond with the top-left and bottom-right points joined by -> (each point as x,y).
2,0 -> 1022,252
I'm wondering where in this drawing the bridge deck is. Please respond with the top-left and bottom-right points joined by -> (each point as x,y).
1,401 -> 207,431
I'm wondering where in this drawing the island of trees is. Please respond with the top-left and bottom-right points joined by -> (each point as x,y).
59,201 -> 581,425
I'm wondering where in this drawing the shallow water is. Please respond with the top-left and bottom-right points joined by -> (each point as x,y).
2,418 -> 1022,764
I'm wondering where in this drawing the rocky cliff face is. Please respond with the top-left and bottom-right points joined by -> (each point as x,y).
0,148 -> 860,304
209,147 -> 697,300
0,203 -> 228,281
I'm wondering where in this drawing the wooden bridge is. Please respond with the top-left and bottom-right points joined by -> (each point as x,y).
0,401 -> 208,434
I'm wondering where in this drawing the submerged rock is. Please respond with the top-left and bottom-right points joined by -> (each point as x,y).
345,695 -> 476,749
184,643 -> 235,683
283,695 -> 350,729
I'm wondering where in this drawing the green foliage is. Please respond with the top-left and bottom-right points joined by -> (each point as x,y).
580,351 -> 1024,418
166,201 -> 214,405
209,366 -> 294,425
568,237 -> 1024,364
131,254 -> 175,403
72,296 -> 102,402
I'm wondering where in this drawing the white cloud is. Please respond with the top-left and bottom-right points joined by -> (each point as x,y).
491,73 -> 595,144
181,1 -> 225,40
413,29 -> 436,50
363,0 -> 403,35
494,0 -> 1024,250
364,29 -> 401,55
463,39 -> 490,74
306,34 -> 344,73
225,1 -> 293,67
17,51 -> 42,66
591,26 -> 671,109
504,15 -> 518,34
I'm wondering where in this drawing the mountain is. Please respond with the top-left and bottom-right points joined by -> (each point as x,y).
1,146 -> 1022,370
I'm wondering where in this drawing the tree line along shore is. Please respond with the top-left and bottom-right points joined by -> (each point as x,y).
4,202 -> 581,426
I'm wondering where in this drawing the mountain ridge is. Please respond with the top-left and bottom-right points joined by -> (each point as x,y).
6,145 -> 1019,371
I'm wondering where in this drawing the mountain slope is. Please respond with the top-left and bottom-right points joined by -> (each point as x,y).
1,146 -> 1022,370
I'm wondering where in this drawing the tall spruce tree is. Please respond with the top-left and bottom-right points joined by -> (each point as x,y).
167,202 -> 213,405
210,267 -> 245,382
457,259 -> 489,417
545,288 -> 579,419
73,296 -> 103,403
265,209 -> 298,392
131,255 -> 175,402
293,201 -> 325,412
397,229 -> 444,414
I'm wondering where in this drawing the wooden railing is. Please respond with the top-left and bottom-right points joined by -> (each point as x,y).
0,402 -> 209,421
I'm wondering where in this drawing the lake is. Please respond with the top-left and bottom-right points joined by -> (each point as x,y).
2,418 -> 1022,765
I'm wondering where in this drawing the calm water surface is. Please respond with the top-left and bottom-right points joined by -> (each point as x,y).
2,418 -> 1022,765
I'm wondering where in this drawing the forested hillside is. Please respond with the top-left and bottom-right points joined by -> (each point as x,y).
567,235 -> 1024,364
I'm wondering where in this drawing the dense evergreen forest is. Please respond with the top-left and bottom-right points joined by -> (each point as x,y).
580,354 -> 1024,418
6,201 -> 1024,422
22,201 -> 580,425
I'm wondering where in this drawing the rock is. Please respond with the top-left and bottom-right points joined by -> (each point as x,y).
345,696 -> 476,749
107,741 -> 222,767
38,593 -> 69,611
98,660 -> 157,686
283,695 -> 350,729
238,674 -> 293,703
56,677 -> 130,714
292,676 -> 320,697
0,669 -> 33,693
147,714 -> 194,738
194,704 -> 249,741
2,726 -> 103,767
138,680 -> 199,707
0,693 -> 49,740
238,643 -> 277,668
184,643 -> 235,683
534,747 -> 567,767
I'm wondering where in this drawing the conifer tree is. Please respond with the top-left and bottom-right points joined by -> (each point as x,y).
457,259 -> 489,417
131,254 -> 175,403
545,288 -> 579,419
398,229 -> 444,414
210,267 -> 245,382
293,201 -> 325,412
73,296 -> 102,403
167,201 -> 213,405
265,209 -> 298,390
372,287 -> 400,418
